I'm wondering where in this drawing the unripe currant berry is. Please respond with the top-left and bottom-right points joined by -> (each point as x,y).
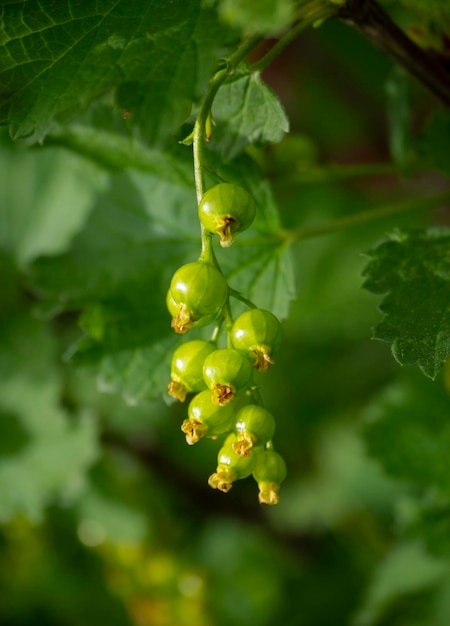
167,290 -> 219,329
168,340 -> 216,402
198,183 -> 256,248
231,309 -> 282,371
167,290 -> 217,331
181,390 -> 249,445
203,348 -> 253,406
233,404 -> 276,456
208,434 -> 258,493
168,260 -> 227,333
252,449 -> 287,505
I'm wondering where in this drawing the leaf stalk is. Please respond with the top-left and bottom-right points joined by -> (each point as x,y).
250,1 -> 337,73
283,190 -> 450,242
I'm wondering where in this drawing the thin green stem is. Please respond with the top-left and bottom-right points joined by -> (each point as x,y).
193,120 -> 205,205
193,34 -> 262,203
283,191 -> 450,243
193,34 -> 262,262
228,288 -> 258,310
250,2 -> 336,73
224,300 -> 234,348
210,320 -> 223,344
192,6 -> 334,257
199,226 -> 216,263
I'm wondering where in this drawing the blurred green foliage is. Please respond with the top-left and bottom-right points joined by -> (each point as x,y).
1,2 -> 450,626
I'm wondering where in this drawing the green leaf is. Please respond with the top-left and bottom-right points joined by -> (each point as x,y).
405,497 -> 450,560
205,150 -> 282,232
0,251 -> 22,320
76,454 -> 149,544
30,150 -> 291,402
272,426 -> 400,532
386,66 -> 413,171
31,170 -> 198,308
219,238 -> 295,320
0,0 -> 235,143
211,69 -> 289,161
218,0 -> 294,35
198,519 -> 284,625
46,122 -> 194,185
362,228 -> 450,379
0,139 -> 107,266
0,316 -> 99,522
97,338 -> 180,405
364,375 -> 450,495
397,0 -> 450,21
207,153 -> 296,318
419,111 -> 450,176
30,168 -> 197,403
354,542 -> 448,626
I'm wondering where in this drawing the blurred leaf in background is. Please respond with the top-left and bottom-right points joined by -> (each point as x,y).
1,1 -> 450,626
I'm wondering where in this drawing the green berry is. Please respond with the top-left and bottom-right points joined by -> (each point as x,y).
168,261 -> 227,333
231,309 -> 282,371
208,434 -> 258,493
166,289 -> 217,332
181,390 -> 249,444
252,450 -> 287,505
233,404 -> 276,456
198,183 -> 256,248
168,340 -> 216,402
166,290 -> 179,319
203,348 -> 253,406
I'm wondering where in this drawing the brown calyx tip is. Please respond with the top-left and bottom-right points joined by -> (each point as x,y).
172,304 -> 195,334
208,471 -> 233,493
218,216 -> 238,248
212,383 -> 235,406
232,433 -> 255,456
258,482 -> 280,506
168,379 -> 187,402
181,419 -> 205,445
250,346 -> 275,371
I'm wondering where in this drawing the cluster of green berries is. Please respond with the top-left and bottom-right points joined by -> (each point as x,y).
166,183 -> 287,505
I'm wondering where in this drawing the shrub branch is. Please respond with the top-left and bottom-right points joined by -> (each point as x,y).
338,0 -> 450,106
